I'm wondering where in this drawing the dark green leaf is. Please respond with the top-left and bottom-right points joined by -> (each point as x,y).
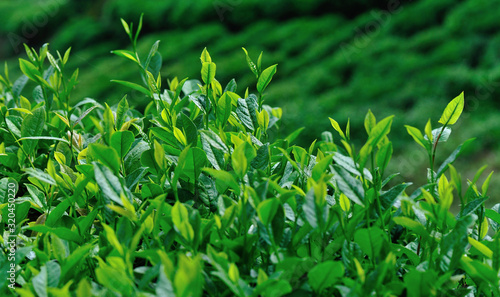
332,165 -> 365,206
21,106 -> 45,155
308,261 -> 344,293
110,131 -> 135,159
436,138 -> 475,178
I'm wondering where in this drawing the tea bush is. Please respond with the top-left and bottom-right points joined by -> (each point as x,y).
1,16 -> 500,297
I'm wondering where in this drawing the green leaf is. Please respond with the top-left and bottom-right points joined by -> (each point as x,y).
285,127 -> 305,144
232,141 -> 256,178
110,131 -> 135,159
111,50 -> 138,62
257,198 -> 280,226
124,140 -> 150,173
393,217 -> 429,240
143,40 -> 161,74
257,64 -> 277,93
61,244 -> 93,283
174,254 -> 204,297
201,62 -> 216,84
236,98 -> 255,131
436,138 -> 475,178
486,209 -> 500,226
332,152 -> 372,181
308,261 -> 344,293
481,171 -> 494,196
18,136 -> 70,145
46,52 -> 61,73
73,105 -> 98,128
200,47 -> 212,63
26,184 -> 47,211
440,215 -> 473,270
120,18 -> 131,36
111,80 -> 152,97
151,127 -> 183,150
21,106 -> 45,155
9,107 -> 32,115
242,47 -> 258,78
354,227 -> 385,258
78,209 -> 99,235
95,258 -> 134,296
405,125 -> 428,150
115,95 -> 129,130
460,197 -> 488,218
428,127 -> 451,143
29,226 -> 82,244
102,224 -> 124,255
329,117 -> 346,139
88,143 -> 121,174
403,269 -> 436,297
380,183 -> 410,211
23,168 -> 56,185
224,79 -> 237,93
19,58 -> 47,87
172,201 -> 194,242
359,115 -> 394,168
153,139 -> 168,171
376,141 -> 393,173
180,147 -> 207,184
460,257 -> 499,285
438,92 -> 464,125
251,144 -> 269,170
33,261 -> 61,297
364,109 -> 376,134
312,154 -> 333,181
103,104 -> 115,145
332,165 -> 365,207
217,93 -> 232,127
203,168 -> 241,196
367,115 -> 394,148
469,237 -> 493,259
93,162 -> 127,206
200,130 -> 228,170
180,113 -> 198,146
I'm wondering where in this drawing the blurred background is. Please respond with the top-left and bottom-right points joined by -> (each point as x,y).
1,0 -> 499,204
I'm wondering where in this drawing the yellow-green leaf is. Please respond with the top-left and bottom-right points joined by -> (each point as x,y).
438,92 -> 464,125
468,236 -> 492,258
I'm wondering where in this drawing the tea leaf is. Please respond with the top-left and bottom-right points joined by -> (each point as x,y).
201,62 -> 216,84
242,47 -> 258,78
111,80 -> 152,96
93,162 -> 126,206
88,143 -> 121,174
308,261 -> 344,293
333,165 -> 365,207
257,64 -> 277,93
439,92 -> 464,125
21,106 -> 45,155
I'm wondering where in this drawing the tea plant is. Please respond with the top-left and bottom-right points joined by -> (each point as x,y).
1,16 -> 500,297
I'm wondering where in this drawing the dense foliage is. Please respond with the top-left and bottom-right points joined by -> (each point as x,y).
2,0 -> 500,197
1,16 -> 500,297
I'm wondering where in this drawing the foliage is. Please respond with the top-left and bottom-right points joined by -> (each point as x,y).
1,16 -> 500,297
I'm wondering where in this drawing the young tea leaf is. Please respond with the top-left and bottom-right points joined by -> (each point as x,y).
438,92 -> 464,125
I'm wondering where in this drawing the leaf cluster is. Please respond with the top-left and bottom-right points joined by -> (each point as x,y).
0,16 -> 499,297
